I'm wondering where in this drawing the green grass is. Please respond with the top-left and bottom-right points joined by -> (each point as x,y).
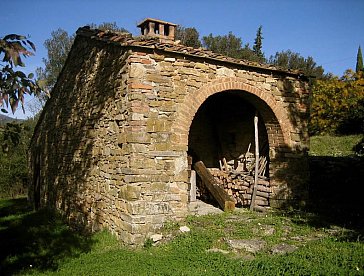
0,198 -> 93,275
0,198 -> 363,275
309,134 -> 363,157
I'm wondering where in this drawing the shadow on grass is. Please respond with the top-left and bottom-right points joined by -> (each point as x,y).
272,154 -> 363,242
0,197 -> 93,275
307,156 -> 364,231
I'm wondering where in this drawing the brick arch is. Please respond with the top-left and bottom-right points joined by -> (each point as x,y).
172,77 -> 292,147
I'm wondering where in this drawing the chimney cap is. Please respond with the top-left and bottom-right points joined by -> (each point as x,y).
137,18 -> 177,27
137,18 -> 177,41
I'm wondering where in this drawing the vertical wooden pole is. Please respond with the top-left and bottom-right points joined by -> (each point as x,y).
189,170 -> 197,202
250,112 -> 259,211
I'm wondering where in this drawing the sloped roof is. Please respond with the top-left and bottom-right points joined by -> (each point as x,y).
137,18 -> 177,27
76,26 -> 306,78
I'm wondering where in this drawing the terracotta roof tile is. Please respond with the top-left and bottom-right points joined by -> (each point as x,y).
76,27 -> 305,77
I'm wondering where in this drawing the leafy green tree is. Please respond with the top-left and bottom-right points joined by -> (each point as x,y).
202,32 -> 243,59
0,34 -> 41,113
356,46 -> 363,73
36,29 -> 74,96
87,21 -> 129,33
0,118 -> 37,198
175,25 -> 202,48
253,25 -> 265,62
240,43 -> 263,62
202,31 -> 263,62
36,22 -> 129,99
269,50 -> 325,78
310,70 -> 364,135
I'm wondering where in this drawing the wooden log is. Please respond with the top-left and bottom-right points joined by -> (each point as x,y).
194,161 -> 235,211
258,156 -> 266,176
256,185 -> 271,193
256,191 -> 270,198
255,196 -> 269,203
222,158 -> 229,171
236,161 -> 244,172
257,179 -> 270,186
239,182 -> 250,188
255,200 -> 269,206
240,195 -> 252,201
244,199 -> 268,206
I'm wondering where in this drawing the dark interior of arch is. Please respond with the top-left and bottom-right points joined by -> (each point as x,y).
188,90 -> 269,171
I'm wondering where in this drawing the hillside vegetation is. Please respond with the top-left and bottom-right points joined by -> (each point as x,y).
309,134 -> 363,157
0,118 -> 37,198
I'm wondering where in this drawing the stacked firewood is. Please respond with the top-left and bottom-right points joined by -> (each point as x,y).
208,146 -> 271,208
210,169 -> 271,207
209,168 -> 270,208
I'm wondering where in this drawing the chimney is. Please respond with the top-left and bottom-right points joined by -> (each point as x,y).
137,18 -> 176,41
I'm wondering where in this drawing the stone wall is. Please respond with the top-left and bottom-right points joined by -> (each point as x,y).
126,50 -> 310,208
29,36 -> 135,240
29,34 -> 310,245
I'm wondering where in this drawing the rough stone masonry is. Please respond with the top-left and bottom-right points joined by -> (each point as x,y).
29,18 -> 311,245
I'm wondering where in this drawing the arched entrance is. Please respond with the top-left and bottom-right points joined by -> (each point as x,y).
173,78 -> 292,208
188,91 -> 269,169
172,77 -> 292,148
187,91 -> 272,207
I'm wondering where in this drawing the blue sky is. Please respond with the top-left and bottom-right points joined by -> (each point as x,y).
2,0 -> 364,118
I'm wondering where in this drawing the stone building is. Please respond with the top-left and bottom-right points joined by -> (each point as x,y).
29,18 -> 311,244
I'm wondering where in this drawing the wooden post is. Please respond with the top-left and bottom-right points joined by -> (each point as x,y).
250,112 -> 259,211
189,170 -> 197,202
194,161 -> 235,211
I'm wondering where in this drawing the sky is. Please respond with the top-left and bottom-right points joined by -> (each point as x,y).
2,0 -> 364,119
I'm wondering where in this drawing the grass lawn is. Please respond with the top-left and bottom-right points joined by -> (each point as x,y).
309,134 -> 362,157
0,197 -> 363,275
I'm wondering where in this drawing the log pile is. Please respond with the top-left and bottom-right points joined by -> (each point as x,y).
192,141 -> 271,211
206,143 -> 271,209
209,168 -> 270,208
194,161 -> 235,211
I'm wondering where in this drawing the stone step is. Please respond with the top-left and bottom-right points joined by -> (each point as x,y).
188,200 -> 223,216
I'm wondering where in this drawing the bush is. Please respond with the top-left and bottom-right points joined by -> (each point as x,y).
310,70 -> 364,135
0,118 -> 37,198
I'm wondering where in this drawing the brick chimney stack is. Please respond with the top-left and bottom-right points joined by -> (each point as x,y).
137,18 -> 176,41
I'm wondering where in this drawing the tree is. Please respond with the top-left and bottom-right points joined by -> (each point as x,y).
253,25 -> 265,62
202,32 -> 243,59
36,22 -> 129,100
175,26 -> 201,48
241,43 -> 263,62
310,70 -> 364,135
356,46 -> 363,73
87,21 -> 129,33
0,34 -> 41,114
36,29 -> 74,96
269,50 -> 325,78
0,118 -> 37,197
202,31 -> 263,62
